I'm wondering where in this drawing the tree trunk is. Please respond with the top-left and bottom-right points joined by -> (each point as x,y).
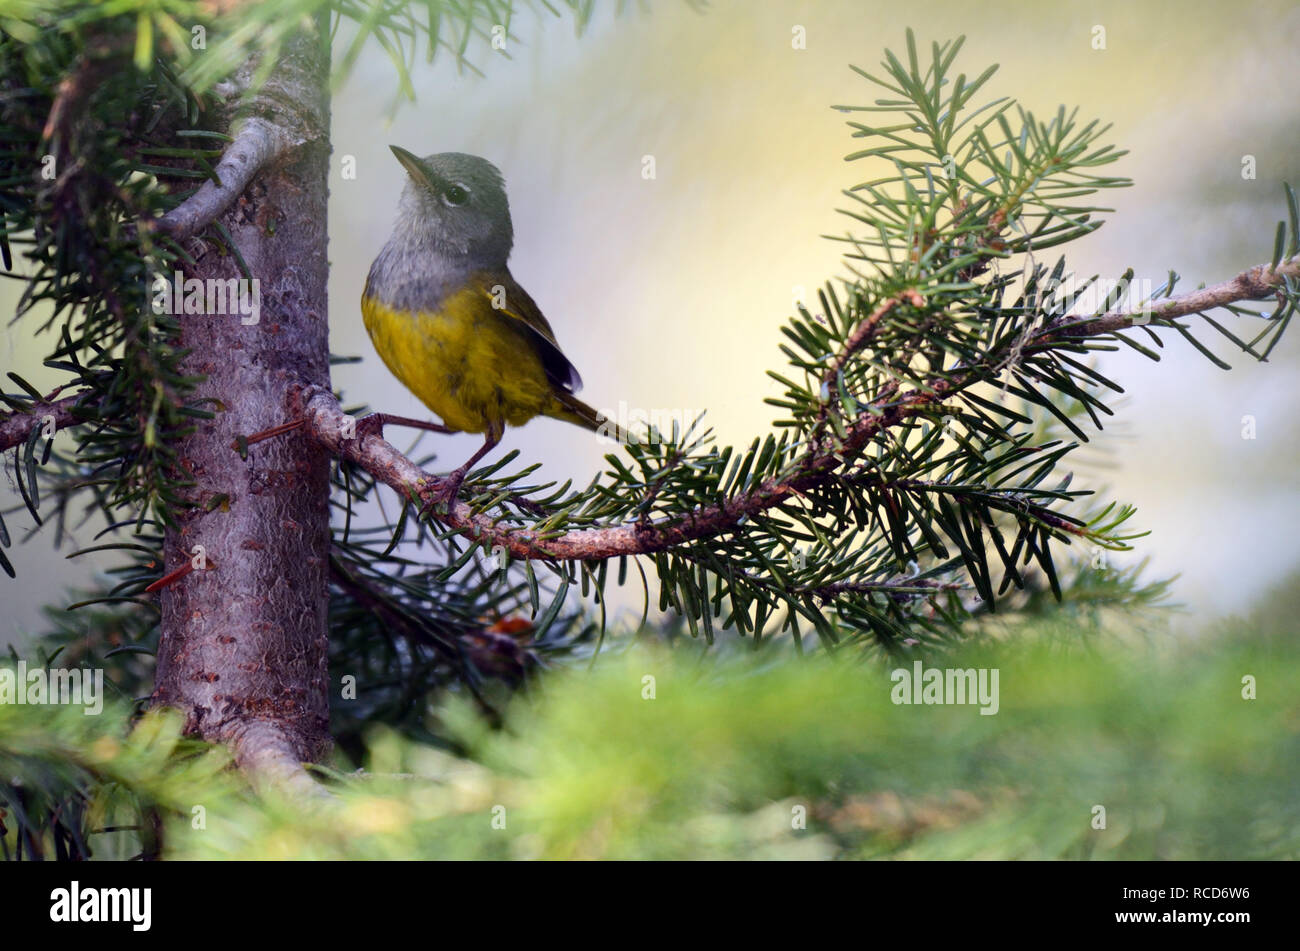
151,24 -> 334,773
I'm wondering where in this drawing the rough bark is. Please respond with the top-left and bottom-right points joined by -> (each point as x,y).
151,26 -> 334,770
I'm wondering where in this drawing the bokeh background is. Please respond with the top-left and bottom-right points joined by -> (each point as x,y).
4,0 -> 1299,645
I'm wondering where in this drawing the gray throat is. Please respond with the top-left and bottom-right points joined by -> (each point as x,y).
366,232 -> 481,314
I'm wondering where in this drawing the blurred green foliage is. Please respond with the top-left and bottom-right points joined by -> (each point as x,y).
0,702 -> 232,860
5,581 -> 1295,859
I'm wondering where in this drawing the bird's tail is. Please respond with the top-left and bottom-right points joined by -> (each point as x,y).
548,389 -> 632,447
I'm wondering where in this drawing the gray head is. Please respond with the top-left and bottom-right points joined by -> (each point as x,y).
388,147 -> 514,264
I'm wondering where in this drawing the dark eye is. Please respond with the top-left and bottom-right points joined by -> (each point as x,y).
443,184 -> 469,206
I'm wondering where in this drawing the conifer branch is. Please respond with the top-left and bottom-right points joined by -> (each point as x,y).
148,116 -> 289,242
0,392 -> 86,453
1043,257 -> 1300,340
823,289 -> 926,382
147,26 -> 329,242
298,253 -> 1294,563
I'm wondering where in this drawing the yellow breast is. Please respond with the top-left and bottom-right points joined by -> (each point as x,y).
361,287 -> 554,434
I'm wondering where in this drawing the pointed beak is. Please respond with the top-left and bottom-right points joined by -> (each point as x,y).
390,145 -> 436,190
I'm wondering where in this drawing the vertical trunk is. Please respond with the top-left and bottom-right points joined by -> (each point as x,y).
151,26 -> 333,769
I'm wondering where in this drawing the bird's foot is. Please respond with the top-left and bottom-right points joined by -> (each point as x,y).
354,413 -> 385,442
419,468 -> 468,517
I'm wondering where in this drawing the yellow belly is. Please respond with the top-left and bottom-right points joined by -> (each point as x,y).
361,289 -> 553,434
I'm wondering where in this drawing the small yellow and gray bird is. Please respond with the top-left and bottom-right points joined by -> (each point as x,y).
361,147 -> 623,507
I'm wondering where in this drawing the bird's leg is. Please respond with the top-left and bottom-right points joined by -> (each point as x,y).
234,413 -> 453,456
420,424 -> 501,515
355,412 -> 455,441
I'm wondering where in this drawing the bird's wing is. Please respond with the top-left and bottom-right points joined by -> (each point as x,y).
469,270 -> 583,393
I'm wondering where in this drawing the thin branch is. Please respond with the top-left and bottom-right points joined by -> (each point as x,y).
808,579 -> 964,601
297,257 -> 1297,563
814,288 -> 924,446
823,289 -> 925,383
145,35 -> 329,244
148,117 -> 290,241
0,392 -> 86,453
1042,257 -> 1300,340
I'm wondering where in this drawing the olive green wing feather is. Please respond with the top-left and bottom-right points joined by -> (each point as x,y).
470,271 -> 583,393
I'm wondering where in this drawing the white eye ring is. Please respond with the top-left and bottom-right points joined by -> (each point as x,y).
442,183 -> 470,206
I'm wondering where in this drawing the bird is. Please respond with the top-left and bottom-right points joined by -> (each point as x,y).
360,147 -> 625,509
